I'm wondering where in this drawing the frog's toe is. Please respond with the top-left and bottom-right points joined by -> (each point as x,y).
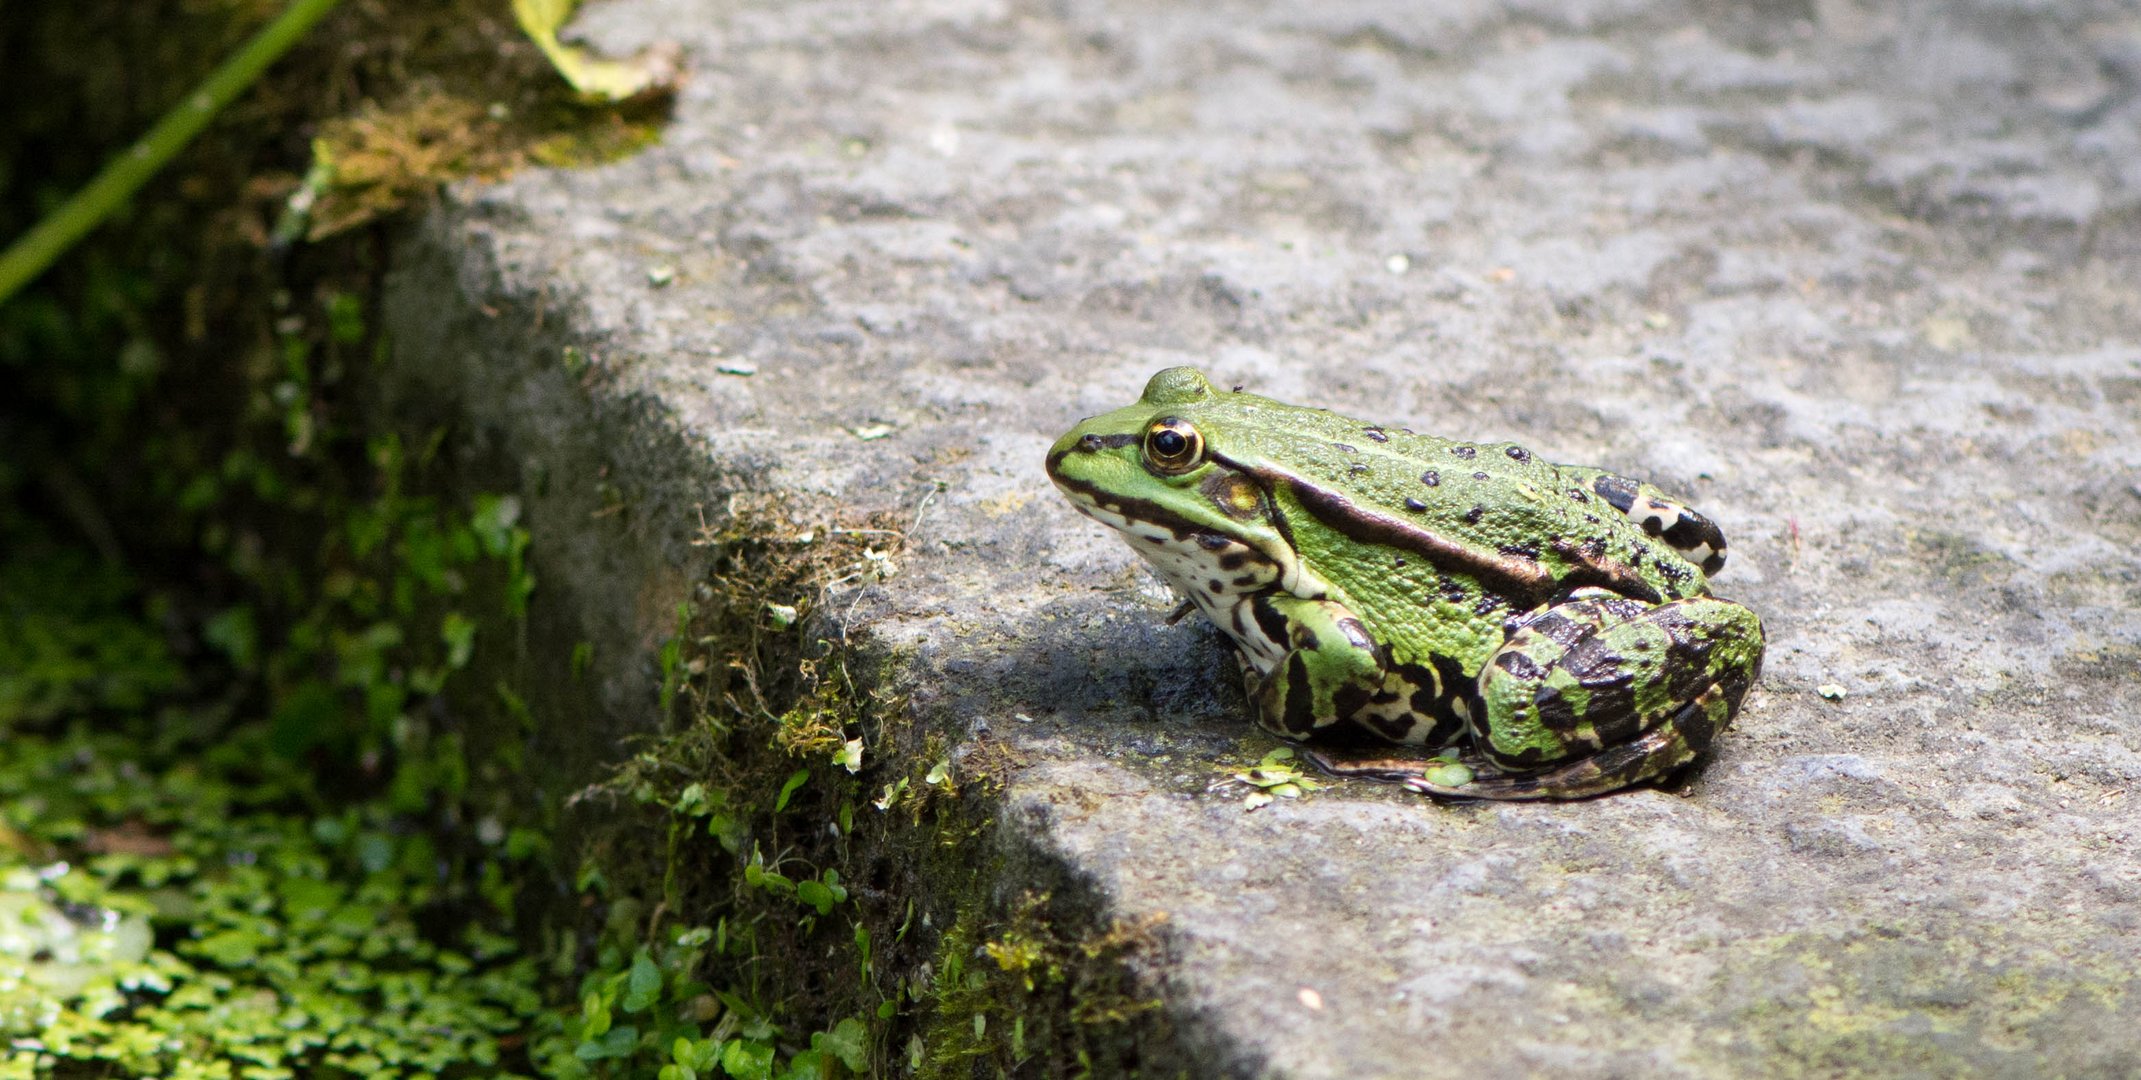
1300,747 -> 1445,785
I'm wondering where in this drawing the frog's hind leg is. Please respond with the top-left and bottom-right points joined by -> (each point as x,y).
1408,674 -> 1751,800
1419,594 -> 1763,800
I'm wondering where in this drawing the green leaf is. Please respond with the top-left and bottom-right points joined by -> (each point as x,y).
796,879 -> 835,916
441,611 -> 477,670
270,679 -> 342,757
774,770 -> 809,812
204,606 -> 258,669
469,494 -> 523,555
355,832 -> 394,874
677,1035 -> 721,1070
511,0 -> 672,101
777,1049 -> 826,1080
706,812 -> 746,854
192,927 -> 266,965
719,1038 -> 775,1080
622,951 -> 663,1013
325,291 -> 366,344
577,1025 -> 638,1061
277,876 -> 341,920
743,861 -> 793,895
819,1017 -> 869,1071
676,782 -> 710,816
505,827 -> 548,860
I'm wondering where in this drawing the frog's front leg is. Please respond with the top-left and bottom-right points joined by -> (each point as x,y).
1240,595 -> 1400,741
1418,592 -> 1764,800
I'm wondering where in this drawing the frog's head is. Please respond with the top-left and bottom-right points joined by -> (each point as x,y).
1046,367 -> 1297,580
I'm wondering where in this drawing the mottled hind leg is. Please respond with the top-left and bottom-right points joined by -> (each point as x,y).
1410,594 -> 1764,800
1406,672 -> 1752,800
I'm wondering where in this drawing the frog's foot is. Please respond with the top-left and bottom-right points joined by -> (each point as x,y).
1302,747 -> 1485,793
1447,594 -> 1763,800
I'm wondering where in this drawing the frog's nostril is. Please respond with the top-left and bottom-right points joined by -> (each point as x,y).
1080,434 -> 1105,452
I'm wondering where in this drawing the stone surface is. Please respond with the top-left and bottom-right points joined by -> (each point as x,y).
385,0 -> 2141,1075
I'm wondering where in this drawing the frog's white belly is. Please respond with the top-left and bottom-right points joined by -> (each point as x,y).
1118,529 -> 1290,675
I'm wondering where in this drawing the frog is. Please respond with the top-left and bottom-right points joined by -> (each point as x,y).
1044,367 -> 1764,800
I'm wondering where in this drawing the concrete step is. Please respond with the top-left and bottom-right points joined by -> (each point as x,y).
382,0 -> 2141,1075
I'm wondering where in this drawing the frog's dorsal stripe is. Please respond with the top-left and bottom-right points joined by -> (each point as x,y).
1211,452 -> 1553,598
1215,454 -> 1663,606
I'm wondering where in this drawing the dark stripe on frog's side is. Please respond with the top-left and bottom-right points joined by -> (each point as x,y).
1214,454 -> 1664,605
1210,453 -> 1555,600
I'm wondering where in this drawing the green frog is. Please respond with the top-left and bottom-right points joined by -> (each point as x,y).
1044,368 -> 1764,800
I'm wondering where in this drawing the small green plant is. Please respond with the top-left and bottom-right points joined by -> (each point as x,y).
526,897 -> 874,1079
0,505 -> 546,1076
0,235 -> 568,1074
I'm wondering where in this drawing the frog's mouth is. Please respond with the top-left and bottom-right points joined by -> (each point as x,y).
1044,457 -> 1213,547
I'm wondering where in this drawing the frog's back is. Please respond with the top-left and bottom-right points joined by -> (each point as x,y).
1192,389 -> 1720,615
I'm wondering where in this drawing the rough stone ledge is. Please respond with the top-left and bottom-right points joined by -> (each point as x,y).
382,0 -> 2141,1075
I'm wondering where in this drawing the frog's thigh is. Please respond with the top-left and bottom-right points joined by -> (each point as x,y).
1472,594 -> 1763,789
1246,595 -> 1389,740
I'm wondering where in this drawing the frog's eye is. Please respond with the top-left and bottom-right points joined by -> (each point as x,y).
1142,417 -> 1204,475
